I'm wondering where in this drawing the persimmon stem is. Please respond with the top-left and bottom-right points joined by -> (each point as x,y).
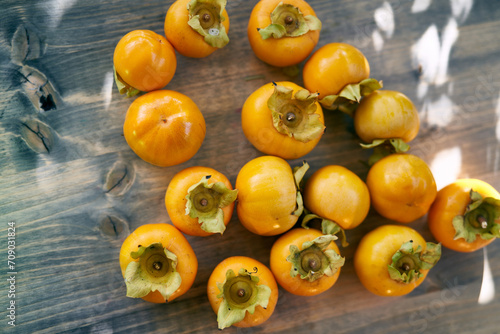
202,13 -> 211,22
287,235 -> 344,282
200,198 -> 208,207
226,277 -> 255,306
285,16 -> 294,25
125,243 -> 181,300
301,252 -> 322,272
308,258 -> 320,272
477,215 -> 488,229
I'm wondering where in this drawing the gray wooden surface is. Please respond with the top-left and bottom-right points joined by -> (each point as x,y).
1,0 -> 500,333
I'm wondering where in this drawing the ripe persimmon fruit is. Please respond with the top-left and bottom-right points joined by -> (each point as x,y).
165,166 -> 237,237
207,256 -> 278,329
113,30 -> 176,96
123,90 -> 206,167
165,0 -> 230,58
248,0 -> 321,67
119,223 -> 198,303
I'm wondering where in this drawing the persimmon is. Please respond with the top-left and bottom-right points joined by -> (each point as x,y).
270,228 -> 344,296
428,179 -> 500,252
247,0 -> 322,67
303,165 -> 370,232
366,154 -> 437,223
119,223 -> 198,303
302,43 -> 381,113
113,30 -> 176,96
165,166 -> 238,237
207,256 -> 278,329
123,90 -> 206,167
235,156 -> 307,236
354,225 -> 441,297
241,81 -> 324,160
355,90 -> 420,162
164,0 -> 230,58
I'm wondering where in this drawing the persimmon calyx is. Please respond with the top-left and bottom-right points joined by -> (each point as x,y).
113,66 -> 140,97
187,0 -> 229,48
388,241 -> 441,284
302,213 -> 348,247
258,3 -> 321,40
185,175 -> 238,235
320,78 -> 383,115
216,268 -> 271,330
287,234 -> 344,282
360,139 -> 410,166
268,83 -> 324,143
124,243 -> 181,300
293,160 -> 309,191
292,161 -> 309,217
453,190 -> 500,242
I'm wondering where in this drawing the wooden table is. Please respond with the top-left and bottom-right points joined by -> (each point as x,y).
1,0 -> 499,333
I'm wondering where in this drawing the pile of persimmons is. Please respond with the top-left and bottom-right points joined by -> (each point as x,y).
113,0 -> 500,330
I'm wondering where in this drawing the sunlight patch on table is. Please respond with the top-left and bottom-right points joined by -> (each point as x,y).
451,0 -> 474,23
374,2 -> 394,38
430,146 -> 461,190
101,72 -> 114,111
372,30 -> 384,53
412,0 -> 432,13
411,19 -> 459,98
478,247 -> 495,305
43,0 -> 79,28
422,94 -> 455,127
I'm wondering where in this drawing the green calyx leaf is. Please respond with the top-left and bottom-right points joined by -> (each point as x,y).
187,0 -> 229,48
319,78 -> 383,116
293,160 -> 309,191
287,234 -> 345,282
268,83 -> 325,143
258,24 -> 287,39
185,175 -> 238,235
360,139 -> 410,166
113,66 -> 140,97
216,268 -> 272,330
258,3 -> 321,40
419,242 -> 442,270
292,161 -> 309,217
124,243 -> 182,300
387,241 -> 441,284
302,213 -> 348,247
453,190 -> 500,242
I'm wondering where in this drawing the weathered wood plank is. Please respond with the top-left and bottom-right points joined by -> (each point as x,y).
1,0 -> 499,333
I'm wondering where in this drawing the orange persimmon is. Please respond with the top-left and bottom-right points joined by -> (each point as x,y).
304,165 -> 370,230
247,0 -> 321,67
123,90 -> 206,167
236,156 -> 307,236
165,166 -> 237,237
113,30 -> 176,96
119,223 -> 198,303
428,179 -> 500,252
165,0 -> 230,58
207,256 -> 278,329
303,43 -> 370,99
270,228 -> 344,296
241,81 -> 324,160
367,154 -> 437,223
354,225 -> 441,297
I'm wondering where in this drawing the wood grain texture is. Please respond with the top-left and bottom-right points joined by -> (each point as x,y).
1,0 -> 500,333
